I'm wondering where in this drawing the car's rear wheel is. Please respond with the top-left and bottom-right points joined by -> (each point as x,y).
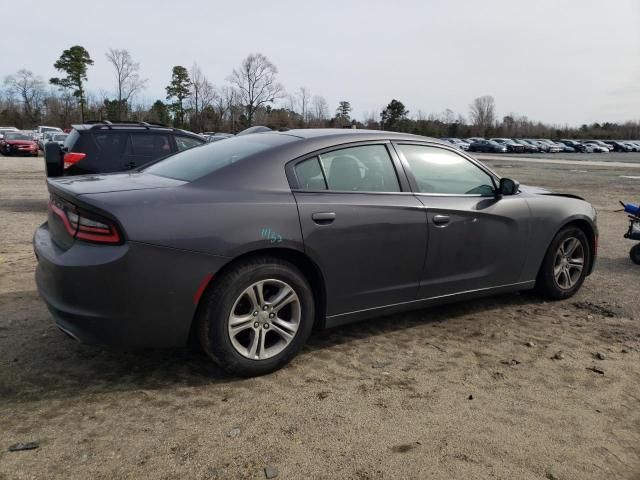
536,226 -> 590,300
197,257 -> 315,377
630,244 -> 640,265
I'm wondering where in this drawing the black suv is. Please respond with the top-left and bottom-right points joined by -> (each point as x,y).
44,121 -> 206,177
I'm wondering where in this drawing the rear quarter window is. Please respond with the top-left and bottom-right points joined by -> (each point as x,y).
63,130 -> 81,150
144,134 -> 298,182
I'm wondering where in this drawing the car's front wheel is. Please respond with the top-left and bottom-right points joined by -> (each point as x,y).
536,226 -> 590,300
197,257 -> 315,377
630,244 -> 640,265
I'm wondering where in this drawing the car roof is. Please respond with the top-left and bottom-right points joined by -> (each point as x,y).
262,128 -> 437,143
186,129 -> 451,191
71,122 -> 202,138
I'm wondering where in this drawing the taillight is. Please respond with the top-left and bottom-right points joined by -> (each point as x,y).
63,152 -> 86,169
48,197 -> 121,244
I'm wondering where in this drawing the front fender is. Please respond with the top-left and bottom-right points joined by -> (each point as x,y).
520,195 -> 597,282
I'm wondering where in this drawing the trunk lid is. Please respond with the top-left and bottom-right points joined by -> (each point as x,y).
49,172 -> 186,197
46,172 -> 185,250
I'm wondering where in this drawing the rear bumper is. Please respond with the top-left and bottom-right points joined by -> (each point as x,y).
34,222 -> 230,348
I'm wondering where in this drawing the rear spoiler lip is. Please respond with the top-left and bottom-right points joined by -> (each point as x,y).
46,179 -> 124,226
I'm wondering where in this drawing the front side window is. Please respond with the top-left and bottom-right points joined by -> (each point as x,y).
397,144 -> 495,195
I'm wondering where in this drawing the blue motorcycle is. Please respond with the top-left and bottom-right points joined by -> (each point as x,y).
621,202 -> 640,265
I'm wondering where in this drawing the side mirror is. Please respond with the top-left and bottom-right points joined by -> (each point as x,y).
498,177 -> 519,196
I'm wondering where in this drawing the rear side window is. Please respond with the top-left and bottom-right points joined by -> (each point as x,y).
126,134 -> 171,156
295,157 -> 326,190
93,132 -> 127,156
397,144 -> 495,195
175,135 -> 203,151
295,144 -> 400,192
321,145 -> 400,192
145,134 -> 298,182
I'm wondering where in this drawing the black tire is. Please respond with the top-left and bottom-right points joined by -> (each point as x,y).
536,226 -> 591,300
197,257 -> 315,377
630,244 -> 640,265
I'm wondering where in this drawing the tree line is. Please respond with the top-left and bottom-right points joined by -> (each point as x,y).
2,46 -> 640,140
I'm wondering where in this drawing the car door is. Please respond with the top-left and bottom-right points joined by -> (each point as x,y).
393,143 -> 530,299
290,142 -> 427,317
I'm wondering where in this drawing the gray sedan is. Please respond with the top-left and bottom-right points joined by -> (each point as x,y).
34,129 -> 598,376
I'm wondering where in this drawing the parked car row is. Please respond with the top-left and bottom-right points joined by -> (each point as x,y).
440,137 -> 640,153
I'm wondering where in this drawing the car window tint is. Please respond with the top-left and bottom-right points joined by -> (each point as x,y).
93,132 -> 127,155
175,135 -> 202,151
126,134 -> 171,156
145,134 -> 298,182
295,157 -> 326,190
397,144 -> 495,195
319,145 -> 400,192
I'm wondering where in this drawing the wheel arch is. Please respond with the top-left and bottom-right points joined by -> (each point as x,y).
189,247 -> 328,343
558,217 -> 597,275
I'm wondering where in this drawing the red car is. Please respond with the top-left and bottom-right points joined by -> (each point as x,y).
0,131 -> 38,156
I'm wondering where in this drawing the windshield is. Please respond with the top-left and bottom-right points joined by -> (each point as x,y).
41,127 -> 61,133
5,133 -> 32,141
145,133 -> 299,182
52,134 -> 67,141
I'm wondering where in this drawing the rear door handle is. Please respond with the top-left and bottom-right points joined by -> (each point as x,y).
433,214 -> 450,226
312,212 -> 336,225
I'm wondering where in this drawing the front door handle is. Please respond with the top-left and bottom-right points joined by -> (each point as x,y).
312,212 -> 336,225
433,214 -> 450,226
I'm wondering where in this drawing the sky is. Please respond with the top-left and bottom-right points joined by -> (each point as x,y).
2,0 -> 639,126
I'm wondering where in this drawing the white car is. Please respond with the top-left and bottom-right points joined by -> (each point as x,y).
35,125 -> 63,142
584,140 -> 613,151
583,142 -> 609,153
0,126 -> 19,140
442,138 -> 470,151
39,132 -> 68,150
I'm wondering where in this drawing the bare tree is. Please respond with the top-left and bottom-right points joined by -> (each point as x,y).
441,108 -> 455,124
189,63 -> 216,132
105,48 -> 147,120
298,87 -> 311,123
285,92 -> 298,113
311,95 -> 328,121
228,53 -> 283,126
469,95 -> 496,135
4,69 -> 45,126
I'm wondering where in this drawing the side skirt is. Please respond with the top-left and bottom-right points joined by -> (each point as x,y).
323,281 -> 536,328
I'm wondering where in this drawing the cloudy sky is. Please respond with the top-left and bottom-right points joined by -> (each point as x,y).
3,0 -> 639,125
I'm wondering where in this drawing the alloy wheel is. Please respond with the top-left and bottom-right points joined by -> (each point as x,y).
553,237 -> 585,290
227,279 -> 301,360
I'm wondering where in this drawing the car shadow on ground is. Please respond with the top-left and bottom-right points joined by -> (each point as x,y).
1,289 -> 543,403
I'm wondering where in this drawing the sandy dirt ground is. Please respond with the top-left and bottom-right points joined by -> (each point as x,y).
0,154 -> 639,480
